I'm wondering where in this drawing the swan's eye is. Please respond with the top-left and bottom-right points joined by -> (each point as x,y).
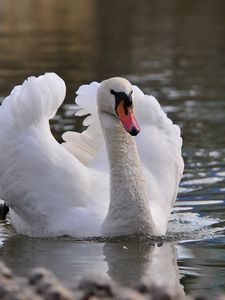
110,89 -> 116,96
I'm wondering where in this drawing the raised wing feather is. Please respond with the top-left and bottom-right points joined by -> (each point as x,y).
62,81 -> 104,166
133,86 -> 184,230
0,74 -> 108,236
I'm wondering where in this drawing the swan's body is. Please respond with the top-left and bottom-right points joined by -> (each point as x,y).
0,73 -> 183,237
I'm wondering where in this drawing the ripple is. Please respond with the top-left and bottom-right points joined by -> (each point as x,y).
168,211 -> 223,240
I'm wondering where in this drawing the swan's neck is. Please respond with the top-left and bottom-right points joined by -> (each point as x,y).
100,117 -> 155,236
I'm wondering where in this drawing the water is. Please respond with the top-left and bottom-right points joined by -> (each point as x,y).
0,0 -> 225,296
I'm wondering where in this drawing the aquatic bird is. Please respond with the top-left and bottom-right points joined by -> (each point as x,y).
0,73 -> 183,237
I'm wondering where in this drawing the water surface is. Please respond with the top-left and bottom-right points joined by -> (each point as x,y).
0,0 -> 225,296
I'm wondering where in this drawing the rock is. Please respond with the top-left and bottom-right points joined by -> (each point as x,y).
0,261 -> 13,280
28,267 -> 73,300
76,274 -> 118,299
0,261 -> 222,300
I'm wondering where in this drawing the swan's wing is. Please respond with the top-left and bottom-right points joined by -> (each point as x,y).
62,82 -> 105,166
133,86 -> 184,232
0,74 -> 108,237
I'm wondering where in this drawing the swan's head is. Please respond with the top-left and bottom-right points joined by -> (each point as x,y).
97,77 -> 140,136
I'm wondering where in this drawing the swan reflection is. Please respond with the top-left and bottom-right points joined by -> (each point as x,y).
104,240 -> 184,294
0,236 -> 183,294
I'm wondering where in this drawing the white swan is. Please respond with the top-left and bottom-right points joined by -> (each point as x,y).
0,73 -> 183,237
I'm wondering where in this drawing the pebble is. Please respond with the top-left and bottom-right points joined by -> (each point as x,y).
0,262 -> 222,300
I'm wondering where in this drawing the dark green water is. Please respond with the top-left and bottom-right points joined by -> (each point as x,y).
0,0 -> 225,296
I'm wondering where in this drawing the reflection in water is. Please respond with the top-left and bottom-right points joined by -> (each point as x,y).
0,237 -> 107,282
0,236 -> 183,293
104,241 -> 184,294
103,242 -> 154,285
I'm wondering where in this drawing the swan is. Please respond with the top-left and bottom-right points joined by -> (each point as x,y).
0,73 -> 183,237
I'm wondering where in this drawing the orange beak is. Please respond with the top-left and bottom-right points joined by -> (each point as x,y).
116,101 -> 140,136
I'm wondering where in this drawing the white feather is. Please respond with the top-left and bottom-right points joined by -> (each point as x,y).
0,73 -> 183,237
